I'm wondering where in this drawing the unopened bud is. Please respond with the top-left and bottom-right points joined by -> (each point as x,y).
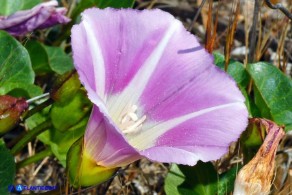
50,70 -> 80,103
234,118 -> 285,195
0,95 -> 28,134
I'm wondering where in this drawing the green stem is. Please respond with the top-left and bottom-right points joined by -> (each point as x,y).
23,98 -> 54,120
16,148 -> 53,169
11,120 -> 52,155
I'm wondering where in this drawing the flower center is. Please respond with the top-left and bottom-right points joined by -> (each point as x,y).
118,105 -> 146,135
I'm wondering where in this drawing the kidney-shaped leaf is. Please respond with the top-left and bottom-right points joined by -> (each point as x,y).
247,62 -> 292,130
44,45 -> 74,75
25,40 -> 51,75
0,31 -> 38,97
165,162 -> 217,195
165,162 -> 239,195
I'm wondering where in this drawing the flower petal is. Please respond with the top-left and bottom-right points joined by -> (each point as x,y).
72,8 -> 180,103
84,106 -> 140,167
0,0 -> 70,36
126,64 -> 248,152
139,103 -> 247,165
73,8 -> 248,166
140,145 -> 227,165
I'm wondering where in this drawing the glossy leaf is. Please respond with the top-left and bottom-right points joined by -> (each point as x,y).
213,52 -> 249,88
165,162 -> 240,195
25,40 -> 51,75
0,140 -> 15,195
26,41 -> 74,75
165,162 -> 217,195
217,166 -> 240,195
247,62 -> 292,130
0,31 -> 38,97
0,83 -> 42,98
50,90 -> 91,131
44,45 -> 74,74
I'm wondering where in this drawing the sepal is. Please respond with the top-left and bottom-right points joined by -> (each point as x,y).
67,137 -> 118,187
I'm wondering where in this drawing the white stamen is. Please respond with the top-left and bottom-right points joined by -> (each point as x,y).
118,105 -> 146,136
123,115 -> 147,134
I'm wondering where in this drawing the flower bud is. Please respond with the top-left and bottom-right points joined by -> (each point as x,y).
50,70 -> 81,104
234,118 -> 285,195
67,137 -> 118,187
0,95 -> 28,134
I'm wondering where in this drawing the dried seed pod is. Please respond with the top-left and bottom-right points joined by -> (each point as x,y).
234,118 -> 285,195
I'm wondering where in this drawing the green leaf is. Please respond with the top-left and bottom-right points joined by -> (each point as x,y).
0,0 -> 22,15
25,40 -> 52,75
94,0 -> 135,8
0,140 -> 15,195
217,166 -> 240,195
20,0 -> 41,10
0,83 -> 42,98
213,52 -> 249,88
165,163 -> 240,195
26,91 -> 91,167
38,119 -> 87,166
247,62 -> 292,130
44,45 -> 74,74
72,0 -> 135,20
26,41 -> 74,75
51,90 -> 92,131
0,0 -> 41,15
165,162 -> 217,195
0,31 -> 38,97
164,164 -> 184,195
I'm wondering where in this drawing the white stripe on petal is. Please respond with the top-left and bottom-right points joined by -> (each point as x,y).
83,17 -> 106,99
107,20 -> 180,120
129,102 -> 245,150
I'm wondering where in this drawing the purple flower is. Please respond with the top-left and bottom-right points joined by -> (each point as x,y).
0,0 -> 70,36
71,8 -> 248,168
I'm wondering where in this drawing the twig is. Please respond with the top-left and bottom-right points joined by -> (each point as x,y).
188,0 -> 207,31
26,93 -> 50,104
22,98 -> 54,120
264,0 -> 292,20
224,0 -> 240,70
248,0 -> 261,63
32,156 -> 50,176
